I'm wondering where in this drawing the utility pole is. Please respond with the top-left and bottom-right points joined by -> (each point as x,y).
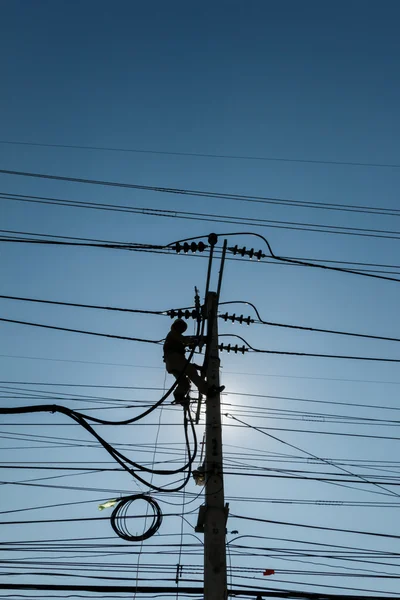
203,289 -> 228,600
176,234 -> 258,599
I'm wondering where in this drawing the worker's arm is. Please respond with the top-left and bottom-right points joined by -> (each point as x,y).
184,335 -> 206,348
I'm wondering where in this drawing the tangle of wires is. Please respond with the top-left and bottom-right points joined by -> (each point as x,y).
0,310 -> 204,538
110,494 -> 162,542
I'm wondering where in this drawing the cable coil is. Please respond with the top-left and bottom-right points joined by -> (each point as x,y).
110,495 -> 162,542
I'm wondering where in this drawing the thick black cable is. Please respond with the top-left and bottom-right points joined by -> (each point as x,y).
0,318 -> 202,491
0,583 -> 397,600
110,495 -> 162,542
0,404 -> 194,483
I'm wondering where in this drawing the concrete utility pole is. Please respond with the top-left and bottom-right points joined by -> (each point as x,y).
203,290 -> 228,600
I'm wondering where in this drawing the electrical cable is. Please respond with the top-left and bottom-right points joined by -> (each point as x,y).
110,495 -> 162,542
4,191 -> 400,242
209,230 -> 400,283
219,301 -> 400,344
3,137 -> 400,170
0,401 -> 193,490
0,316 -> 202,492
231,513 -> 400,540
3,226 -> 400,281
1,167 -> 400,220
0,295 -> 169,316
4,313 -> 400,363
3,227 -> 400,278
0,317 -> 163,345
218,334 -> 400,363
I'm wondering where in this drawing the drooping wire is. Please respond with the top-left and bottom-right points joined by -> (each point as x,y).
0,317 -> 202,492
218,300 -> 400,344
217,230 -> 400,283
218,333 -> 400,363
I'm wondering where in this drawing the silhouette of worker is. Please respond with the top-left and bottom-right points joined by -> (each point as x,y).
163,319 -> 224,402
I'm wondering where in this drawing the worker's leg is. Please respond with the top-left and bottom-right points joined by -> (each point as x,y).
185,363 -> 208,396
165,353 -> 223,397
165,354 -> 191,398
175,375 -> 190,397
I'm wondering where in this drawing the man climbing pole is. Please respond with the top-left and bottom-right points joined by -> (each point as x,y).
163,319 -> 225,403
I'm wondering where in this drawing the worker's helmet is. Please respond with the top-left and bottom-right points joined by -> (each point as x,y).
172,319 -> 187,333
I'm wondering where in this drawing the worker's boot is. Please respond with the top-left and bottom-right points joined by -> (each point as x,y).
207,385 -> 225,397
173,390 -> 187,405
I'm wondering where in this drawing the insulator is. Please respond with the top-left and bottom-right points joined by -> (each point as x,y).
198,241 -> 207,252
255,250 -> 264,260
218,343 -> 248,353
208,233 -> 218,246
183,242 -> 190,253
173,243 -> 182,253
247,248 -> 254,259
239,246 -> 246,256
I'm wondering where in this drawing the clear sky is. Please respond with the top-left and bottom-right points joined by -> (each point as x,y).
1,1 -> 400,598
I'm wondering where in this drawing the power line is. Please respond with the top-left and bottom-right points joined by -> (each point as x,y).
4,225 -> 400,285
231,514 -> 400,540
0,317 -> 163,344
2,293 -> 398,344
0,228 -> 157,251
219,334 -> 400,363
3,314 -> 400,363
3,191 -> 400,241
0,583 -> 397,599
225,414 -> 400,499
223,301 -> 400,343
1,168 -> 400,220
3,222 -> 400,277
3,354 -> 400,386
4,225 -> 400,284
2,137 -> 400,170
0,295 -> 169,316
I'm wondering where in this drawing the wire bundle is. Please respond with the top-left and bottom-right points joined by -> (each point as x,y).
110,495 -> 162,542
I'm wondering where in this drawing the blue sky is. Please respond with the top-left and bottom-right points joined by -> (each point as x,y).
1,1 -> 400,598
